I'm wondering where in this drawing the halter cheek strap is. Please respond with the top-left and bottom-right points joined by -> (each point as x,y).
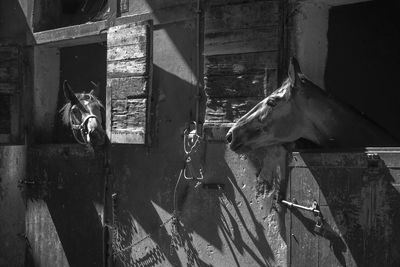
70,110 -> 99,145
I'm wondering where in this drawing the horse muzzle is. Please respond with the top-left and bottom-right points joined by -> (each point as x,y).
88,129 -> 106,147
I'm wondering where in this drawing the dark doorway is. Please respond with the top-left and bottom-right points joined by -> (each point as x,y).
54,42 -> 106,143
325,0 -> 400,141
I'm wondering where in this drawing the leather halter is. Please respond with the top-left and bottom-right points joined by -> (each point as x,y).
69,105 -> 99,145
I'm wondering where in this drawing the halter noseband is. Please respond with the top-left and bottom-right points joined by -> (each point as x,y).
69,105 -> 99,145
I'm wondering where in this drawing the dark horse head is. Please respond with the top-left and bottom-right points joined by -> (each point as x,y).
60,80 -> 106,148
226,58 -> 399,153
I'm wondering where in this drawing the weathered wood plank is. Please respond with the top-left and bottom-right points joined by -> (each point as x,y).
110,128 -> 145,144
204,27 -> 279,55
112,99 -> 146,117
111,98 -> 147,144
205,69 -> 277,98
288,167 -> 320,267
107,23 -> 148,47
207,0 -> 278,8
0,83 -> 18,94
290,151 -> 400,169
0,64 -> 18,82
0,146 -> 26,265
205,52 -> 279,76
205,1 -> 280,33
205,74 -> 265,98
33,20 -> 107,46
107,21 -> 152,145
107,58 -> 147,77
205,97 -> 262,124
0,47 -> 19,62
108,77 -> 147,99
107,43 -> 147,61
0,94 -> 10,134
289,151 -> 400,267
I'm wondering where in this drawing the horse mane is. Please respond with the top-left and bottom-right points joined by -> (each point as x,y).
60,93 -> 104,126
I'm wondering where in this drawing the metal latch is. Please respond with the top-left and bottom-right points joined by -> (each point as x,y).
281,198 -> 325,234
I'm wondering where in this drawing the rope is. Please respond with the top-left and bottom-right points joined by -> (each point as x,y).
112,122 -> 203,256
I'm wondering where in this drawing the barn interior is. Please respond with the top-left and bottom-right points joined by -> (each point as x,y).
2,0 -> 400,266
33,42 -> 106,144
294,0 -> 400,143
32,0 -> 109,32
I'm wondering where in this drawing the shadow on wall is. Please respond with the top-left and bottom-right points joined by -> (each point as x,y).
111,142 -> 286,267
25,145 -> 105,267
109,65 -> 202,267
292,151 -> 400,266
109,64 -> 286,266
177,144 -> 287,267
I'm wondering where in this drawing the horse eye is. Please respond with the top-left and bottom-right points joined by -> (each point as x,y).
267,98 -> 277,107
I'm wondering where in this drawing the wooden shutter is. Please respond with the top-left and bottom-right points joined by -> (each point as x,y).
203,1 -> 281,140
106,21 -> 153,144
0,46 -> 21,143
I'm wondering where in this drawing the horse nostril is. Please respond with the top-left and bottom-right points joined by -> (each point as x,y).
226,131 -> 233,143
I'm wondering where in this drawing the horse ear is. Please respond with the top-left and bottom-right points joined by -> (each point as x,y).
63,81 -> 87,111
90,81 -> 100,96
288,57 -> 304,86
63,80 -> 76,102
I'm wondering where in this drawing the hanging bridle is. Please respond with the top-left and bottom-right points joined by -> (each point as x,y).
69,105 -> 99,145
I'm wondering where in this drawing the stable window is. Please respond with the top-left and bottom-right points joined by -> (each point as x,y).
106,21 -> 153,144
32,20 -> 153,145
202,1 -> 283,141
32,0 -> 111,32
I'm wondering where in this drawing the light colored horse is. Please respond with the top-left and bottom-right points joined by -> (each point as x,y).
60,81 -> 106,147
226,58 -> 399,153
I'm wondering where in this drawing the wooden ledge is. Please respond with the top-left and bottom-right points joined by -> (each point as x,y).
33,20 -> 108,47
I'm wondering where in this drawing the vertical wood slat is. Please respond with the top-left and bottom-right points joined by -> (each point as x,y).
0,46 -> 21,143
106,21 -> 153,144
289,151 -> 400,267
203,1 -> 282,141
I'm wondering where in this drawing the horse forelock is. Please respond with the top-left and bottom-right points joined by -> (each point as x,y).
270,78 -> 292,101
60,93 -> 104,126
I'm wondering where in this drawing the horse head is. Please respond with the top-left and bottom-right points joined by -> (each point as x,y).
61,80 -> 106,148
226,58 -> 308,153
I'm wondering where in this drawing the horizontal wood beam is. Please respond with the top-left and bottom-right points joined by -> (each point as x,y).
32,4 -> 195,48
33,20 -> 108,47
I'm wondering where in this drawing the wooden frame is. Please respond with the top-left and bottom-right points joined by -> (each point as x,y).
106,20 -> 153,145
0,46 -> 22,144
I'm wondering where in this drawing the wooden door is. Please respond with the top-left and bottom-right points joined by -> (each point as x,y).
287,150 -> 400,267
25,145 -> 105,267
0,146 -> 26,266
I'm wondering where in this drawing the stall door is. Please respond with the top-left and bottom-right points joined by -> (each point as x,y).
0,146 -> 26,266
286,150 -> 400,267
25,145 -> 105,267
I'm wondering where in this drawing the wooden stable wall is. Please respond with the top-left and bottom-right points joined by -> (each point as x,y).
204,0 -> 282,140
3,0 -> 400,266
108,0 -> 288,267
1,0 -> 289,266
